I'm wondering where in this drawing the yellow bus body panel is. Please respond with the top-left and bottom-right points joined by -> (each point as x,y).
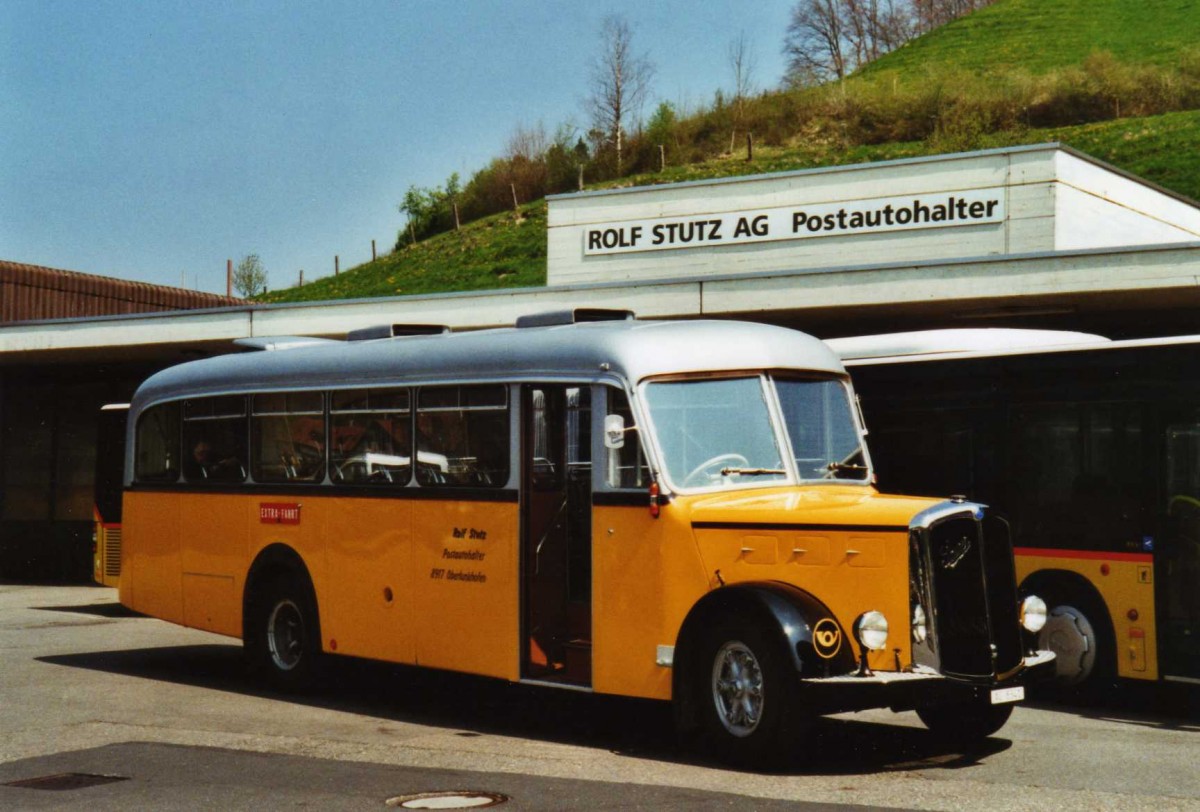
592,487 -> 934,700
408,500 -> 519,681
123,490 -> 520,682
1015,551 -> 1158,681
125,485 -> 936,697
121,491 -> 183,624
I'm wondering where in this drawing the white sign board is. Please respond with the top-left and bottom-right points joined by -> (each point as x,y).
582,188 -> 1006,256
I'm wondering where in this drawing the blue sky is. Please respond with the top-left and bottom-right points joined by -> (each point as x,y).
2,1 -> 791,295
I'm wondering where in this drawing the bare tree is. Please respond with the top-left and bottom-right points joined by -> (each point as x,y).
785,0 -> 924,86
506,122 -> 549,162
784,0 -> 849,86
843,0 -> 912,65
727,31 -> 759,152
728,30 -> 758,107
911,0 -> 994,34
232,253 -> 267,298
586,14 -> 654,175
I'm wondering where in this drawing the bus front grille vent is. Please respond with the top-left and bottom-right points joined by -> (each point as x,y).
105,528 -> 122,577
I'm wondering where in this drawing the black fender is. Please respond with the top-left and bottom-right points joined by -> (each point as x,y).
671,581 -> 856,729
242,543 -> 321,642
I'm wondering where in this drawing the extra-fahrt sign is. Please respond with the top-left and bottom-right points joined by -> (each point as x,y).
583,188 -> 1005,256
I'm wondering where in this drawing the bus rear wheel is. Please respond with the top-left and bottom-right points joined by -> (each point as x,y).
246,572 -> 321,690
694,618 -> 805,766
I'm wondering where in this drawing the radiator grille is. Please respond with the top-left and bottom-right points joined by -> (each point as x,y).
928,516 -> 993,677
917,509 -> 1023,679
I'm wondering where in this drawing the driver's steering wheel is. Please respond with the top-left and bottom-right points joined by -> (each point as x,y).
683,453 -> 749,487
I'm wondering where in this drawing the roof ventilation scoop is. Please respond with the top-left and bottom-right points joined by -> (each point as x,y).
515,308 -> 635,329
346,324 -> 451,341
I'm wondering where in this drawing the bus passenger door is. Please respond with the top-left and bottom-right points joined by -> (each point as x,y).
1161,417 -> 1200,682
521,386 -> 592,685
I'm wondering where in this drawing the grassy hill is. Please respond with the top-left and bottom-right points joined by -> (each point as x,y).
260,0 -> 1200,306
863,0 -> 1200,76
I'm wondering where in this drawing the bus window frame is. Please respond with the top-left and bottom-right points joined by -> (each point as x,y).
637,371 -> 873,495
328,386 -> 413,487
250,391 -> 327,484
593,384 -> 654,494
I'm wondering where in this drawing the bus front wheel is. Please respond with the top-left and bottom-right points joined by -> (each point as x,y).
693,618 -> 806,766
245,572 -> 321,690
917,700 -> 1013,744
1034,585 -> 1114,701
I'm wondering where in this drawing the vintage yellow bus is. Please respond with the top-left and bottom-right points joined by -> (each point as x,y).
119,311 -> 1052,762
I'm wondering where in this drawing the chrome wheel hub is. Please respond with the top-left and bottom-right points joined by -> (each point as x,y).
1039,604 -> 1097,685
712,640 -> 764,737
267,599 -> 305,672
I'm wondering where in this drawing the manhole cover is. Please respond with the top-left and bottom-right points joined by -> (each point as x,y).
3,772 -> 130,791
385,790 -> 509,809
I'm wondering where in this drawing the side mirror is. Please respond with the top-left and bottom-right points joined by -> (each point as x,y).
604,414 -> 626,450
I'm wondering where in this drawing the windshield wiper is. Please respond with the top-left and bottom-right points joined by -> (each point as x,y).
720,467 -> 786,476
825,462 -> 869,474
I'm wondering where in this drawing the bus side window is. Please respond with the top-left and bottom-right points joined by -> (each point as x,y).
183,396 -> 248,483
416,385 -> 509,487
134,402 -> 181,483
603,388 -> 649,490
329,388 -> 411,485
250,392 -> 325,483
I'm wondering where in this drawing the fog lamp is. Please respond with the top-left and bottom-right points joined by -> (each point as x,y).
1021,595 -> 1048,633
854,610 -> 889,652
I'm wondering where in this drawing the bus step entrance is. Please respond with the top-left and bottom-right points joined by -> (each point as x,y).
561,638 -> 591,684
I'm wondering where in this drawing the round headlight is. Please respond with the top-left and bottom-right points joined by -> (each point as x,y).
911,603 -> 927,644
1021,594 -> 1048,633
854,610 -> 889,651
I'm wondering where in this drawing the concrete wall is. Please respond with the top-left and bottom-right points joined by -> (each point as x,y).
547,144 -> 1200,287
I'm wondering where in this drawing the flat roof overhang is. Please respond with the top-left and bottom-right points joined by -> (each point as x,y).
3,241 -> 1200,367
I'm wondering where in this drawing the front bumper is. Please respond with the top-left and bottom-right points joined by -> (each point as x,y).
800,649 -> 1056,715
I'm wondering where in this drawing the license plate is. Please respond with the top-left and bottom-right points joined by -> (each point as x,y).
990,686 -> 1025,705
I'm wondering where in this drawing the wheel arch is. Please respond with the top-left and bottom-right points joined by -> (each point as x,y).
243,543 -> 322,643
1019,568 -> 1113,625
671,581 -> 854,729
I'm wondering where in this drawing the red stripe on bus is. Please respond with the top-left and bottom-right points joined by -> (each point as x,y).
1014,547 -> 1153,563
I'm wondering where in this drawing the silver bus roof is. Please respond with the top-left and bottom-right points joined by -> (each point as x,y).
827,328 -> 1110,363
131,316 -> 846,414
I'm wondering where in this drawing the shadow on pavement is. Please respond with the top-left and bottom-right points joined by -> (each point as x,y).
38,639 -> 1013,776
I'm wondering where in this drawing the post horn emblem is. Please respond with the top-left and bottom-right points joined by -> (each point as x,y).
812,618 -> 842,659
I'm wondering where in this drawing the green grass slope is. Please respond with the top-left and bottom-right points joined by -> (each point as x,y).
259,0 -> 1200,306
261,110 -> 1200,305
864,0 -> 1200,76
260,203 -> 547,304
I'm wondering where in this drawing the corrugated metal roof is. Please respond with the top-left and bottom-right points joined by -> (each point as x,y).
0,259 -> 243,323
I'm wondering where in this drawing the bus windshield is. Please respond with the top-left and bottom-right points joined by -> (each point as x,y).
642,374 -> 868,491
